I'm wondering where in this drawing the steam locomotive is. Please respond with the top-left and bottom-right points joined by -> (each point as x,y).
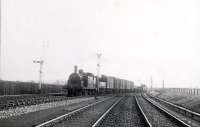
63,66 -> 135,96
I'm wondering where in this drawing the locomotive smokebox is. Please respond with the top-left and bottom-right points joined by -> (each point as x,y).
74,65 -> 78,73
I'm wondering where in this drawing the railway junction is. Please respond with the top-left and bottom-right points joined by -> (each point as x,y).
1,90 -> 200,127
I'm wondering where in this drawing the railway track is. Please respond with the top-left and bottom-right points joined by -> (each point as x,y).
36,94 -> 196,127
137,95 -> 190,127
146,94 -> 200,127
36,96 -> 121,127
92,95 -> 151,127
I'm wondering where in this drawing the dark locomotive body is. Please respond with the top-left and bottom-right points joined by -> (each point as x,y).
65,71 -> 97,96
66,72 -> 82,96
64,66 -> 135,96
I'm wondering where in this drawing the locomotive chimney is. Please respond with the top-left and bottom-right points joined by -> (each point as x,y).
74,65 -> 78,73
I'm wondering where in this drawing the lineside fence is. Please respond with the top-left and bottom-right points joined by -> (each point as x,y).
153,88 -> 200,96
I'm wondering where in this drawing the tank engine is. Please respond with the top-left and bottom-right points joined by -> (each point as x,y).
64,66 -> 97,96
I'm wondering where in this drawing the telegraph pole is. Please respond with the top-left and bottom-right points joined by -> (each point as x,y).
95,53 -> 102,99
150,76 -> 153,92
162,80 -> 164,89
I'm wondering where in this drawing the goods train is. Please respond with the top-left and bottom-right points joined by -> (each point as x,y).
63,66 -> 135,96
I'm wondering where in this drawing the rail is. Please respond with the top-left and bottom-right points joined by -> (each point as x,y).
143,95 -> 190,127
135,96 -> 152,127
148,94 -> 200,122
149,94 -> 200,116
36,96 -> 114,127
91,97 -> 123,127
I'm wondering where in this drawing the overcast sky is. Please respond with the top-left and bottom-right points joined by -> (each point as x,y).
1,0 -> 200,88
